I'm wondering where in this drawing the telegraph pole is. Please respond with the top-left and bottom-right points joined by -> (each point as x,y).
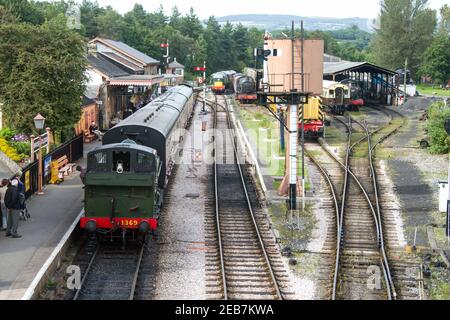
289,21 -> 297,211
263,31 -> 270,93
301,20 -> 306,208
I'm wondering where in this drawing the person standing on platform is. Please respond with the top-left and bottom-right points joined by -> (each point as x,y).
5,179 -> 22,238
0,179 -> 9,231
13,172 -> 28,220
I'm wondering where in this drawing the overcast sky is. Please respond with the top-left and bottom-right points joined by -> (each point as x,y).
80,0 -> 448,19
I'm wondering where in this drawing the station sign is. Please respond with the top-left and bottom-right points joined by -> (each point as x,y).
33,132 -> 49,153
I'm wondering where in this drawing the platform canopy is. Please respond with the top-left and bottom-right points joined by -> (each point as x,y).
108,75 -> 164,86
324,61 -> 395,78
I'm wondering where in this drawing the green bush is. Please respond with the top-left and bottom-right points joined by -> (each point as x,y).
10,141 -> 30,156
0,128 -> 16,141
428,102 -> 450,154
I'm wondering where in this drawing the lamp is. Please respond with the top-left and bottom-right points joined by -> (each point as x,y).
34,113 -> 45,130
34,113 -> 45,195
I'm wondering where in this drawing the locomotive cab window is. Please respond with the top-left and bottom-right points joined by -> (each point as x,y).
113,151 -> 131,173
88,151 -> 108,172
135,152 -> 155,172
329,90 -> 334,96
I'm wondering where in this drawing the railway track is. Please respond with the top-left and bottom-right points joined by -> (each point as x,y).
72,239 -> 146,300
307,105 -> 424,299
306,113 -> 395,300
205,95 -> 292,300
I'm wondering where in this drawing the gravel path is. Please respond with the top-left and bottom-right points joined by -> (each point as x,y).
382,97 -> 448,246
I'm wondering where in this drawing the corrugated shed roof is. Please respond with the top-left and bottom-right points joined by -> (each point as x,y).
100,38 -> 160,65
87,54 -> 129,78
324,61 -> 396,76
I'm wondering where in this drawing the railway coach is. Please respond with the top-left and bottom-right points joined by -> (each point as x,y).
80,85 -> 195,238
322,80 -> 351,115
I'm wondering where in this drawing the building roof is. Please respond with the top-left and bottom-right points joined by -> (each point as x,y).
168,60 -> 185,69
81,95 -> 96,107
324,61 -> 395,76
87,54 -> 129,78
100,52 -> 143,73
108,74 -> 164,86
94,38 -> 160,66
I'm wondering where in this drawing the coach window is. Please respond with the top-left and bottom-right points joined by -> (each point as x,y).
136,152 -> 154,172
112,151 -> 131,173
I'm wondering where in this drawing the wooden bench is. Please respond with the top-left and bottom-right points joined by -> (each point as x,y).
56,155 -> 76,179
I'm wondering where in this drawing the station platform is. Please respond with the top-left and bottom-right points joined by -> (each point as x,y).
0,141 -> 99,300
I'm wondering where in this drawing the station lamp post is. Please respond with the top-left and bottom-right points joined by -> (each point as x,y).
34,113 -> 45,195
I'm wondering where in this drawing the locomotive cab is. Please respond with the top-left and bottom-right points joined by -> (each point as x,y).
81,143 -> 162,235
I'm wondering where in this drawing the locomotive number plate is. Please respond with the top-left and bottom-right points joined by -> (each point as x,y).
119,219 -> 139,227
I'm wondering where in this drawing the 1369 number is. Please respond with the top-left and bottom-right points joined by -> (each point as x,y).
119,219 -> 139,227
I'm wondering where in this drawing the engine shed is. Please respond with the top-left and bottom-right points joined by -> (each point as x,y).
323,59 -> 397,105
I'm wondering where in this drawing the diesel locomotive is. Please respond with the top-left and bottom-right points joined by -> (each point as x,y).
80,85 -> 195,237
298,96 -> 325,139
233,74 -> 257,104
210,70 -> 236,94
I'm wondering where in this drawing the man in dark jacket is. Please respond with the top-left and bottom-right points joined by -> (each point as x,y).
4,179 -> 21,238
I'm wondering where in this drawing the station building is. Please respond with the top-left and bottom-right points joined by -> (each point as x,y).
85,38 -> 163,130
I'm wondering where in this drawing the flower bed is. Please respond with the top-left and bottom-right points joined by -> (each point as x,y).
0,128 -> 30,162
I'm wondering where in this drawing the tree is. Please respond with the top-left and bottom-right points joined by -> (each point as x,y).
0,21 -> 86,135
370,0 -> 437,76
95,6 -> 125,39
203,16 -> 222,72
419,34 -> 450,84
80,0 -> 104,38
427,101 -> 450,154
178,7 -> 202,39
169,6 -> 181,30
438,4 -> 450,35
0,0 -> 44,24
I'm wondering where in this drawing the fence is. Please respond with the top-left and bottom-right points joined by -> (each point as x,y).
18,134 -> 84,199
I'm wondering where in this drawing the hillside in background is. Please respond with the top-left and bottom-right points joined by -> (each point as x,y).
216,14 -> 374,32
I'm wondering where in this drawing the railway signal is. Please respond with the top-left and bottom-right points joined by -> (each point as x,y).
255,47 -> 272,62
194,62 -> 207,112
161,40 -> 170,70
